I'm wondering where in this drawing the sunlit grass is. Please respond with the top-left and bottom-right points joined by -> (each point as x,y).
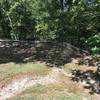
63,63 -> 79,73
0,62 -> 50,86
11,83 -> 90,100
11,72 -> 90,100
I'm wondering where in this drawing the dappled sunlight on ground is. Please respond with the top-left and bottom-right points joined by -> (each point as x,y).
0,41 -> 82,67
0,41 -> 100,100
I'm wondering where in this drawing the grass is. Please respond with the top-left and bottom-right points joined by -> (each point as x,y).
11,83 -> 90,100
11,95 -> 85,100
63,60 -> 83,75
0,62 -> 50,87
0,58 -> 96,100
64,63 -> 79,72
63,59 -> 96,73
11,70 -> 91,100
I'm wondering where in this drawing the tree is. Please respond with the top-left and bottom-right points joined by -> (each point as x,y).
0,0 -> 99,52
0,0 -> 36,40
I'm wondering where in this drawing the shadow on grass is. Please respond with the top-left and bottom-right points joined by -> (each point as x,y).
0,41 -> 81,67
71,69 -> 100,94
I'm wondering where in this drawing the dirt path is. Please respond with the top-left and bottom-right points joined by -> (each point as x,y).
0,68 -> 69,100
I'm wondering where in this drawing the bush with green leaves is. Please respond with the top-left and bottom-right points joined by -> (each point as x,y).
0,0 -> 100,52
86,33 -> 100,54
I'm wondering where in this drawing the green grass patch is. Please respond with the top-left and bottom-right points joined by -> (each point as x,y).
0,62 -> 50,86
63,63 -> 80,73
11,83 -> 90,100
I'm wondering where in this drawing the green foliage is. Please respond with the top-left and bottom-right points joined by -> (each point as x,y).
0,0 -> 36,40
92,47 -> 100,54
86,33 -> 100,54
0,0 -> 100,52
